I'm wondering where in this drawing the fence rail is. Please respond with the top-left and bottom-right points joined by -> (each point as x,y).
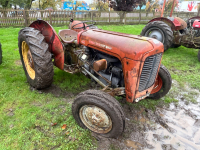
0,9 -> 199,27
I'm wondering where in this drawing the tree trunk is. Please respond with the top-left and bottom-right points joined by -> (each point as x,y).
24,0 -> 33,26
139,6 -> 142,24
119,11 -> 125,24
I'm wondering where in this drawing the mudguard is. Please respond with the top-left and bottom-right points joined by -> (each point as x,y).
29,20 -> 64,70
149,17 -> 187,31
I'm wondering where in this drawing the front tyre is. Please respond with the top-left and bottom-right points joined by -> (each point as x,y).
18,27 -> 54,89
148,65 -> 172,100
72,90 -> 125,138
141,21 -> 173,51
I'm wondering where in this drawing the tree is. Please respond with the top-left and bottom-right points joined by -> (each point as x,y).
109,0 -> 146,23
32,0 -> 62,10
71,0 -> 83,11
0,0 -> 10,9
164,0 -> 178,13
145,0 -> 160,15
90,0 -> 109,11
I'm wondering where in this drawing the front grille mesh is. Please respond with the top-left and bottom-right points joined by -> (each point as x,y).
138,53 -> 162,92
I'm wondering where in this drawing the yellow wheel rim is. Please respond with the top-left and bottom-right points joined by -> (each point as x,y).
22,41 -> 35,80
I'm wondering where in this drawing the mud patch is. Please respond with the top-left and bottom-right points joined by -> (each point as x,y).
94,81 -> 200,150
30,81 -> 100,99
15,60 -> 22,66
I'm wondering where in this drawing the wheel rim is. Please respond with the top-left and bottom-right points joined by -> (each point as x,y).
79,105 -> 112,134
22,41 -> 35,80
145,27 -> 165,43
151,75 -> 163,94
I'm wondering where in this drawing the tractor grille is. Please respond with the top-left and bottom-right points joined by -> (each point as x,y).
138,53 -> 162,92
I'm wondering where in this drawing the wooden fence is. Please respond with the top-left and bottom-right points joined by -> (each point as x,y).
0,9 -> 199,27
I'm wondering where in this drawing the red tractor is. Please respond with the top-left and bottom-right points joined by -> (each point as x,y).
141,0 -> 200,60
18,19 -> 171,138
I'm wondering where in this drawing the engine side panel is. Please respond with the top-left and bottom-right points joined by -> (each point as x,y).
29,20 -> 64,70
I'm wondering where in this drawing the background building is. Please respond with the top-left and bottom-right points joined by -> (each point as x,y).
62,0 -> 90,10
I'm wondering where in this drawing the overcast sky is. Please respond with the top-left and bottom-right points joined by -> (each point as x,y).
83,0 -> 93,5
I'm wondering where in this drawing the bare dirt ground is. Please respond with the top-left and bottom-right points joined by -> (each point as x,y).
35,80 -> 200,150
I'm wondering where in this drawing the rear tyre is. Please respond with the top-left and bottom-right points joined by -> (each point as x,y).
72,90 -> 125,138
148,65 -> 172,100
18,27 -> 54,89
0,43 -> 2,64
141,21 -> 173,51
171,43 -> 181,48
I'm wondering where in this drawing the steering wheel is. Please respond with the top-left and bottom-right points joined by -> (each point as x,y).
71,21 -> 96,30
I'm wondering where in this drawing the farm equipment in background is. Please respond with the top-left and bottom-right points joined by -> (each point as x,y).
141,0 -> 200,61
0,43 -> 2,64
18,19 -> 171,138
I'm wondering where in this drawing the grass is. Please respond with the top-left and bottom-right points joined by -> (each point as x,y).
0,27 -> 95,149
1,24 -> 200,149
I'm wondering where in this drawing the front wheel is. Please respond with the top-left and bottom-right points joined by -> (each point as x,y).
72,90 -> 125,138
148,64 -> 172,100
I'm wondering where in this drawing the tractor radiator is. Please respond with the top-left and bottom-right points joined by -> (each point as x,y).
138,53 -> 162,92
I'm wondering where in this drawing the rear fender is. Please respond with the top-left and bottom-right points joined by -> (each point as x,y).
29,20 -> 64,70
188,17 -> 200,22
149,17 -> 186,31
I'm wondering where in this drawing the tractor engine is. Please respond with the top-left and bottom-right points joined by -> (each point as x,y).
81,47 -> 124,88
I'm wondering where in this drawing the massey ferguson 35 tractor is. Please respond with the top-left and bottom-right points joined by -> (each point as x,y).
141,0 -> 200,59
18,19 -> 171,138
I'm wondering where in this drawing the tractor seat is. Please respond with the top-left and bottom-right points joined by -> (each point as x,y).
58,29 -> 78,44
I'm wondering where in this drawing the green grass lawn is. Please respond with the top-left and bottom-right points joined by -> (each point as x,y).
1,25 -> 200,149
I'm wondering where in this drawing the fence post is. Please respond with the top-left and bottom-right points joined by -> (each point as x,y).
23,10 -> 27,27
139,12 -> 141,24
124,12 -> 126,25
91,11 -> 93,23
71,11 -> 74,20
49,10 -> 52,25
109,11 -> 110,24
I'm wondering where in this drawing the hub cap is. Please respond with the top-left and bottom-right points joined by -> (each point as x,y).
79,105 -> 112,133
22,41 -> 35,79
151,75 -> 163,94
145,27 -> 165,43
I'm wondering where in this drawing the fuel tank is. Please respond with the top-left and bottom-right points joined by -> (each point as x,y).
78,29 -> 164,61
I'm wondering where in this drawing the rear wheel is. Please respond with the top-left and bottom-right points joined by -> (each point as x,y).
148,65 -> 172,100
18,27 -> 54,89
171,43 -> 181,48
141,21 -> 173,51
72,90 -> 125,138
